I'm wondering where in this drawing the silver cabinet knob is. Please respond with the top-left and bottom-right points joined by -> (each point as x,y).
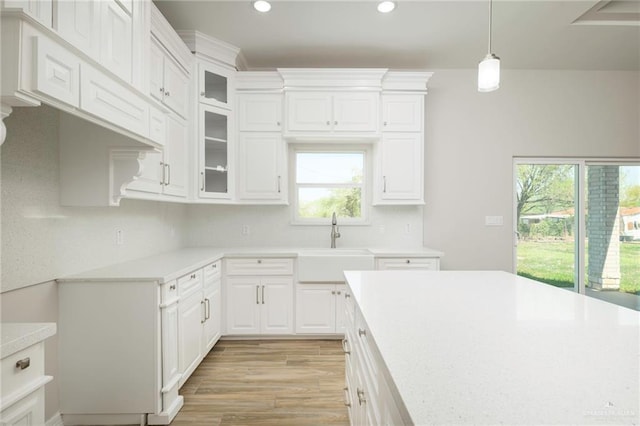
406,259 -> 411,264
200,91 -> 205,96
257,259 -> 262,264
358,328 -> 366,337
165,91 -> 170,97
16,358 -> 30,370
169,284 -> 176,290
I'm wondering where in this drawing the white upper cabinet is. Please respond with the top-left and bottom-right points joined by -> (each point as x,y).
55,0 -> 139,85
198,61 -> 234,110
285,91 -> 379,134
376,133 -> 424,204
237,132 -> 285,201
163,114 -> 188,197
3,0 -> 53,27
382,94 -> 424,132
149,37 -> 190,119
238,94 -> 282,132
33,36 -> 81,108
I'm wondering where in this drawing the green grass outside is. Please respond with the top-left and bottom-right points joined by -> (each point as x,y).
517,240 -> 640,294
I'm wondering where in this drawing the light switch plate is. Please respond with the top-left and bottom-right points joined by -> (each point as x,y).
485,216 -> 504,226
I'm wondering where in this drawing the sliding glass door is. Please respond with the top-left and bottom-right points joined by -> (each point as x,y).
515,159 -> 640,311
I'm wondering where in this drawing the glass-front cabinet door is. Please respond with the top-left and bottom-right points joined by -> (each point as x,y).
198,62 -> 233,110
199,105 -> 231,199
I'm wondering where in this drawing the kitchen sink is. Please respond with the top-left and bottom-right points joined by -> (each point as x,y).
297,249 -> 374,282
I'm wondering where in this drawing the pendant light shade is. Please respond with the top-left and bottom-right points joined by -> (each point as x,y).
478,53 -> 500,92
478,0 -> 500,92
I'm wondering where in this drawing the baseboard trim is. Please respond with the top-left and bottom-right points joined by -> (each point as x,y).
61,413 -> 146,426
221,334 -> 343,341
45,412 -> 64,426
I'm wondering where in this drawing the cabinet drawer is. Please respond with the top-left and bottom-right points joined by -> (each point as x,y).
161,279 -> 178,304
376,257 -> 439,270
1,342 -> 45,401
33,36 -> 80,108
80,64 -> 149,138
204,260 -> 222,283
178,269 -> 203,297
354,309 -> 380,398
0,386 -> 45,426
225,258 -> 293,276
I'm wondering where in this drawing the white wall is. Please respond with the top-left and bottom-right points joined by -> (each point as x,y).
186,204 -> 424,248
423,69 -> 640,271
0,105 -> 188,419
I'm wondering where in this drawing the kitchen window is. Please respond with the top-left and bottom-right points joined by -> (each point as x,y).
292,148 -> 368,224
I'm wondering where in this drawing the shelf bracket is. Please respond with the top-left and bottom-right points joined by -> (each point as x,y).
0,103 -> 13,146
109,148 -> 153,206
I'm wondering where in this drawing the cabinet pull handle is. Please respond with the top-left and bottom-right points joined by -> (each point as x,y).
332,290 -> 336,295
166,164 -> 171,186
276,121 -> 280,126
337,290 -> 341,295
406,259 -> 411,264
169,284 -> 176,290
16,357 -> 30,370
326,121 -> 330,126
165,90 -> 170,97
160,161 -> 165,186
201,300 -> 206,324
358,328 -> 366,337
205,298 -> 211,320
277,176 -> 281,193
343,386 -> 351,407
200,91 -> 205,97
383,121 -> 388,126
262,285 -> 265,304
256,285 -> 260,304
357,388 -> 366,406
334,120 -> 338,125
383,176 -> 387,193
341,338 -> 351,355
345,292 -> 351,298
257,259 -> 262,264
200,171 -> 205,191
159,87 -> 164,94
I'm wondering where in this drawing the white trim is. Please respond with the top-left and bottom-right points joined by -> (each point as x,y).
45,412 -> 64,426
62,413 -> 146,426
0,375 -> 52,411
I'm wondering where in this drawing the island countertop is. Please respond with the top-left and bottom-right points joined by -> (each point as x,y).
343,270 -> 640,425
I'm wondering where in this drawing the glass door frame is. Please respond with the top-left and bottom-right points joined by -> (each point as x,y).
513,157 -> 640,296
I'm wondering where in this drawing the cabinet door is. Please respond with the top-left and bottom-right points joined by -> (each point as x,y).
203,278 -> 222,352
199,105 -> 231,199
163,115 -> 188,197
285,92 -> 332,132
382,95 -> 423,132
4,0 -> 52,27
295,284 -> 336,334
149,39 -> 164,102
161,302 -> 180,387
163,56 -> 190,119
335,284 -> 347,334
237,133 -> 284,201
238,94 -> 282,131
378,133 -> 423,202
261,278 -> 293,334
0,387 -> 45,426
178,290 -> 204,385
55,0 -> 100,58
100,0 -> 133,83
198,62 -> 232,109
226,277 -> 261,334
333,92 -> 379,133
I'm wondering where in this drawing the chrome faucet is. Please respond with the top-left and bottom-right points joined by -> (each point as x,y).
331,212 -> 341,248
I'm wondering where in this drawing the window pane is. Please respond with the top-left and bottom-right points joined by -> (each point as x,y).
516,164 -> 578,291
298,187 -> 362,219
296,152 -> 363,184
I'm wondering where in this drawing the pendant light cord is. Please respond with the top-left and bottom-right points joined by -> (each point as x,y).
487,0 -> 493,54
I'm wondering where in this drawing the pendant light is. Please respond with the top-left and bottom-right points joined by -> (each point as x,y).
478,0 -> 500,92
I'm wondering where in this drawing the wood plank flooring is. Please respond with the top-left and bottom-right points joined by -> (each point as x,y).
170,339 -> 350,426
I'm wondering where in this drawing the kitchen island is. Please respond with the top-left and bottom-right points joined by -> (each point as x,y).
343,270 -> 640,425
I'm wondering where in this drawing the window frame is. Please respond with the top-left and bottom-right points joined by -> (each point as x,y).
290,144 -> 371,226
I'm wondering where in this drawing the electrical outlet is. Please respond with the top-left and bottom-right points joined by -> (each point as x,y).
485,216 -> 504,226
116,229 -> 124,245
242,225 -> 250,236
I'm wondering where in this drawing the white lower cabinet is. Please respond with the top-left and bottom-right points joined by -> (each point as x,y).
295,284 -> 346,334
344,294 -> 407,426
225,258 -> 294,335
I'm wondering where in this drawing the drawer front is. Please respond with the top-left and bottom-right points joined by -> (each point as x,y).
178,269 -> 203,297
204,260 -> 222,284
354,308 -> 380,398
0,386 -> 45,426
33,36 -> 80,108
225,258 -> 294,276
1,342 -> 45,400
376,257 -> 439,270
161,279 -> 178,304
80,63 -> 149,138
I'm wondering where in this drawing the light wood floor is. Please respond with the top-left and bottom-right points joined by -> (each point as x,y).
170,339 -> 350,426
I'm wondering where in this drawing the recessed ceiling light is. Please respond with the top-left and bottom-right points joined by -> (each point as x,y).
253,0 -> 271,12
377,1 -> 396,13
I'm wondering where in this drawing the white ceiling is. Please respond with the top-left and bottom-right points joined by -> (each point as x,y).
154,0 -> 640,71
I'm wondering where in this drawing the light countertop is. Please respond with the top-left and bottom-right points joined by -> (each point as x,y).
344,270 -> 640,425
1,322 -> 57,359
57,246 -> 442,283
